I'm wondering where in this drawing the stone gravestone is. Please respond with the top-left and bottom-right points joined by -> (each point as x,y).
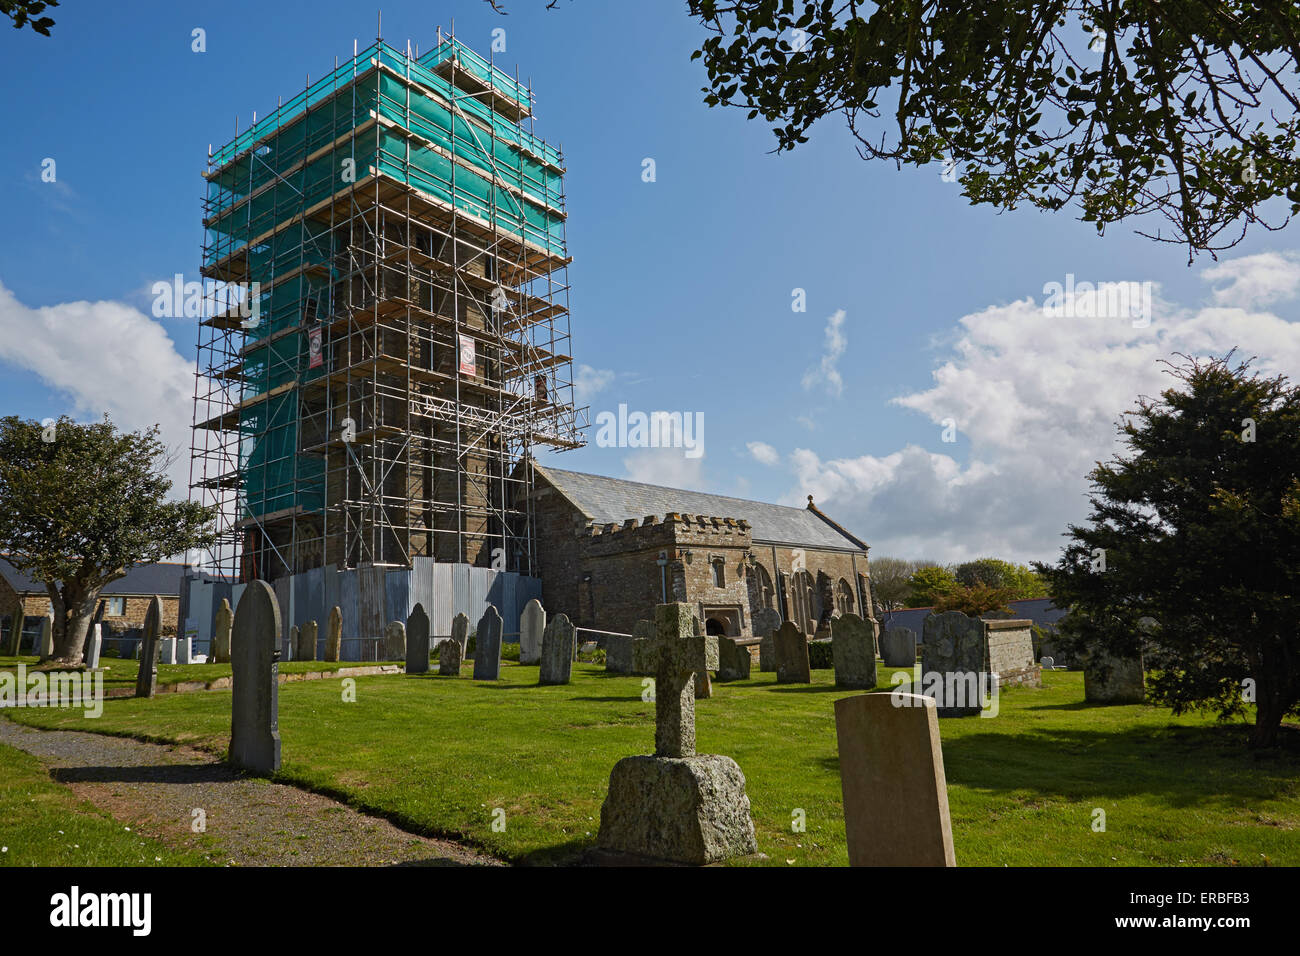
605,633 -> 634,674
921,610 -> 987,717
85,623 -> 103,670
1083,645 -> 1145,704
596,603 -> 756,864
134,596 -> 162,698
324,606 -> 342,662
162,637 -> 178,665
519,599 -> 545,666
881,625 -> 917,667
773,621 -> 811,684
288,626 -> 299,661
4,602 -> 23,656
539,613 -> 576,685
298,620 -> 317,663
230,580 -> 281,774
213,598 -> 233,664
630,619 -> 655,675
753,608 -> 781,672
716,636 -> 751,682
832,612 -> 877,689
178,631 -> 192,665
834,692 -> 956,866
438,638 -> 462,676
472,607 -> 503,681
384,621 -> 406,662
451,612 -> 470,656
405,604 -> 430,674
38,612 -> 54,660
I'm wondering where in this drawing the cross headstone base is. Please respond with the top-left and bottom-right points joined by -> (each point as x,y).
597,754 -> 758,865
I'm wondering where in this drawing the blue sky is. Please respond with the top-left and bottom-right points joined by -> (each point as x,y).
3,0 -> 1299,565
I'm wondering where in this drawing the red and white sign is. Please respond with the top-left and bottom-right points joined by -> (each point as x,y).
458,334 -> 476,376
307,324 -> 323,369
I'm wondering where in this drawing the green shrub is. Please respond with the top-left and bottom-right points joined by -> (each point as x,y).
502,642 -> 520,662
808,640 -> 833,669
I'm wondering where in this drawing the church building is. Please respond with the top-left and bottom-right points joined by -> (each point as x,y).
525,463 -> 876,639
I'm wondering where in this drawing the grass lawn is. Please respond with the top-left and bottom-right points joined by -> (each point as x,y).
4,662 -> 1297,866
0,654 -> 360,692
0,742 -> 210,867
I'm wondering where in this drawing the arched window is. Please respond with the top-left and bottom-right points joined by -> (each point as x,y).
711,557 -> 725,588
750,562 -> 774,610
705,617 -> 726,636
836,578 -> 854,615
790,569 -> 818,634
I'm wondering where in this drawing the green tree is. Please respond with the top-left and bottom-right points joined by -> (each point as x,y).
2,0 -> 58,35
687,1 -> 1300,258
1036,353 -> 1300,749
0,416 -> 216,666
905,564 -> 958,606
867,555 -> 916,611
954,557 -> 1048,598
933,583 -> 1016,617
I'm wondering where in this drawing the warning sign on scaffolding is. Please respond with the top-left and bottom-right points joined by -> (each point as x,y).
308,324 -> 323,369
458,333 -> 476,376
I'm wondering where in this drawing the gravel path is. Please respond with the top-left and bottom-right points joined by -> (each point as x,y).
0,721 -> 501,867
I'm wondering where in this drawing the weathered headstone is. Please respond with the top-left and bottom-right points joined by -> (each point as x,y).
438,638 -> 462,676
834,692 -> 956,867
451,612 -> 470,655
298,620 -> 318,662
921,610 -> 987,717
539,613 -> 576,685
519,598 -> 545,665
38,612 -> 54,660
1083,645 -> 1145,704
4,601 -> 24,656
605,633 -> 634,673
229,580 -> 281,774
162,637 -> 178,666
773,621 -> 811,684
881,625 -> 917,667
596,603 -> 756,864
472,606 -> 502,680
832,612 -> 877,689
753,608 -> 781,672
134,596 -> 162,698
287,626 -> 299,661
630,619 -> 655,675
716,637 -> 751,682
213,598 -> 233,664
383,620 -> 406,661
324,606 -> 342,662
85,623 -> 103,670
178,632 -> 192,665
405,604 -> 430,674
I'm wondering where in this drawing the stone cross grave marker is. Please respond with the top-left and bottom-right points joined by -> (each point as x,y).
135,596 -> 163,698
519,598 -> 545,665
832,612 -> 877,689
439,638 -> 462,676
881,625 -> 917,667
213,598 -> 233,664
472,606 -> 502,680
405,603 -> 430,674
834,692 -> 956,866
539,613 -> 576,685
325,606 -> 342,662
298,620 -> 318,662
384,621 -> 406,662
230,580 -> 282,774
773,621 -> 811,684
652,603 -> 719,758
451,612 -> 470,656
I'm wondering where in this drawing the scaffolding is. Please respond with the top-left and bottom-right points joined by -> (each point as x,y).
189,30 -> 586,584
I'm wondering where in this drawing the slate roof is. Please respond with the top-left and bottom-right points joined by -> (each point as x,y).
0,556 -> 200,598
534,465 -> 867,551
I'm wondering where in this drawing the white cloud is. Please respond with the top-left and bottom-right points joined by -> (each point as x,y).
621,447 -> 704,489
0,281 -> 197,498
574,364 -> 615,403
1202,251 -> 1300,309
766,257 -> 1300,565
801,309 -> 847,396
746,440 -> 781,466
